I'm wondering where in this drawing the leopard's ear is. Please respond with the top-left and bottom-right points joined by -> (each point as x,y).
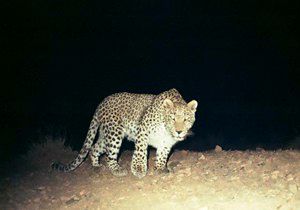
163,98 -> 174,109
187,100 -> 198,112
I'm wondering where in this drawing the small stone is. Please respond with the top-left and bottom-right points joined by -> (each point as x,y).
162,186 -> 168,191
215,145 -> 222,152
168,161 -> 181,171
288,184 -> 298,194
262,174 -> 270,181
37,186 -> 45,191
230,176 -> 239,181
180,150 -> 189,156
42,194 -> 49,200
179,167 -> 191,176
256,147 -> 265,152
136,182 -> 144,190
79,190 -> 86,196
60,196 -> 69,201
271,170 -> 280,179
198,154 -> 206,160
64,181 -> 70,187
33,197 -> 40,203
65,196 -> 80,205
246,169 -> 254,174
240,164 -> 246,170
287,174 -> 294,181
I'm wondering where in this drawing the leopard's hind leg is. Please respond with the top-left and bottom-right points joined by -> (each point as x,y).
104,126 -> 128,176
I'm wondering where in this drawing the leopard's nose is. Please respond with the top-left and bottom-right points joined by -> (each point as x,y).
176,131 -> 182,134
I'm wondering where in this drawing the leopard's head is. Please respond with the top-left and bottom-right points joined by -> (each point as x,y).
163,98 -> 198,141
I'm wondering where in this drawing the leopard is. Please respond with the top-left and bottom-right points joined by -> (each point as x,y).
51,88 -> 198,178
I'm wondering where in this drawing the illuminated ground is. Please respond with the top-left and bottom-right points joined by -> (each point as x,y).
1,139 -> 299,210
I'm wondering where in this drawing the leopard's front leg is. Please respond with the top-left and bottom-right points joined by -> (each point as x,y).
154,146 -> 171,173
131,135 -> 148,178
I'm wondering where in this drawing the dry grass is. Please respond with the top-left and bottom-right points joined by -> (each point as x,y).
12,137 -> 76,174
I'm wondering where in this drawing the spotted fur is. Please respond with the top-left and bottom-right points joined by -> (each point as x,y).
51,88 -> 198,178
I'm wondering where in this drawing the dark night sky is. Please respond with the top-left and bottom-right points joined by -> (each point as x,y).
1,1 -> 300,161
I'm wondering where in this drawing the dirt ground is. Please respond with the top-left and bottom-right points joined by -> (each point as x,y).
1,138 -> 300,210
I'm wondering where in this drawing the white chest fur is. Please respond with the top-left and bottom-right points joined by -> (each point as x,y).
147,124 -> 176,149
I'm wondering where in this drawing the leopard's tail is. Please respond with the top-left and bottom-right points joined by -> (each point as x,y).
51,117 -> 99,172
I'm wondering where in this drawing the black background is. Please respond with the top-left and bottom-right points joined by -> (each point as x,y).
1,0 -> 300,162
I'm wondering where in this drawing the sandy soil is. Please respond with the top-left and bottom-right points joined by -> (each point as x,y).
1,139 -> 300,210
